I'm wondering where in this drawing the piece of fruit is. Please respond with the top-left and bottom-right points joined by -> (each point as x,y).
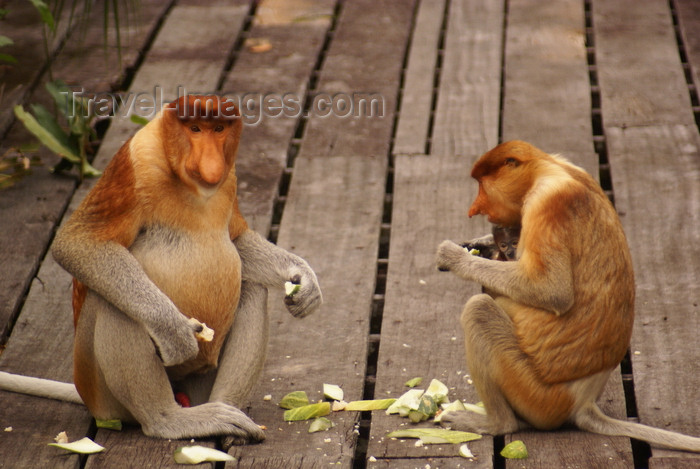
323,383 -> 344,401
500,440 -> 528,459
173,445 -> 235,464
49,437 -> 104,454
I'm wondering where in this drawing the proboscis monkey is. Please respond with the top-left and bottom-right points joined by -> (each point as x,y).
435,141 -> 700,452
463,225 -> 520,261
5,95 -> 322,445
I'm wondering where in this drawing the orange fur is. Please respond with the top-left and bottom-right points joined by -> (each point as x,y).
469,141 -> 635,384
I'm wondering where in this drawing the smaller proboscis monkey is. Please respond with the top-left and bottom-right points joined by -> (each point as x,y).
462,225 -> 521,262
436,141 -> 700,452
0,95 -> 322,446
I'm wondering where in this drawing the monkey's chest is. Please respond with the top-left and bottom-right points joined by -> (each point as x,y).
130,226 -> 241,377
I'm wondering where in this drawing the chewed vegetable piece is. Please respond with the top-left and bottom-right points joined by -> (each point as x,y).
279,391 -> 310,409
500,440 -> 528,459
435,399 -> 466,422
308,417 -> 334,433
285,281 -> 301,296
404,377 -> 423,388
173,445 -> 235,464
54,431 -> 69,443
386,428 -> 482,445
424,379 -> 449,405
96,418 -> 122,431
49,437 -> 104,454
332,400 -> 348,411
344,399 -> 396,411
468,248 -> 480,256
284,402 -> 331,421
323,383 -> 344,401
386,388 -> 423,416
459,443 -> 474,458
188,318 -> 214,342
409,395 -> 438,423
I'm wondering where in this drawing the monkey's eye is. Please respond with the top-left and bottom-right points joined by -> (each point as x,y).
500,243 -> 508,249
190,125 -> 201,133
214,124 -> 225,132
505,157 -> 519,167
512,241 -> 518,247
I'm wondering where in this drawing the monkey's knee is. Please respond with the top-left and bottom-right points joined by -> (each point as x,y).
460,294 -> 511,334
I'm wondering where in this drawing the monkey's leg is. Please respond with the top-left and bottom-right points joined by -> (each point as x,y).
93,301 -> 264,442
209,281 -> 269,407
441,294 -> 524,434
443,294 -> 574,434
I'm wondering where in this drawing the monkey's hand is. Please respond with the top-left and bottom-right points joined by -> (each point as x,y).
436,239 -> 473,272
235,230 -> 322,319
146,312 -> 201,366
283,265 -> 322,319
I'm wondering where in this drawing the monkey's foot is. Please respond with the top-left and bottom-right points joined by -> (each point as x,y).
440,410 -> 525,436
439,410 -> 495,435
141,403 -> 265,443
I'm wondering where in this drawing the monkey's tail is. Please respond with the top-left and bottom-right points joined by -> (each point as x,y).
0,371 -> 83,405
575,401 -> 700,453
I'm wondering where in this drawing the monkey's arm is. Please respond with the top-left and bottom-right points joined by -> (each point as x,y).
436,240 -> 574,315
461,233 -> 498,259
233,230 -> 322,318
52,222 -> 201,367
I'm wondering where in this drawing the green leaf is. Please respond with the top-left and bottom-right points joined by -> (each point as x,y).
283,402 -> 331,421
13,105 -> 80,163
45,80 -> 72,116
404,377 -> 423,388
500,440 -> 528,459
0,36 -> 13,47
130,114 -> 150,126
29,104 -> 75,151
28,0 -> 55,32
95,418 -> 122,431
386,428 -> 482,445
344,399 -> 396,411
308,417 -> 334,433
0,53 -> 17,64
278,391 -> 309,410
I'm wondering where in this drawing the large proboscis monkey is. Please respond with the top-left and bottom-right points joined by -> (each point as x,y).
435,141 -> 700,452
0,95 -> 322,446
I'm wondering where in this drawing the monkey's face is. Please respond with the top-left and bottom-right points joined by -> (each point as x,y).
162,96 -> 242,195
468,142 -> 540,226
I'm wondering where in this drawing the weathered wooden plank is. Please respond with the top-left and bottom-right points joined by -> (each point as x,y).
501,0 -> 633,464
0,392 -> 90,469
229,154 -> 387,467
223,0 -> 335,235
592,0 -> 694,128
430,0 -> 503,158
676,0 -> 700,93
298,0 -> 416,159
392,0 -> 446,156
502,0 -> 594,157
366,154 -> 494,467
606,124 -> 700,465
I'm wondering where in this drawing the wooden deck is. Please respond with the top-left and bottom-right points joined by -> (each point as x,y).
1,0 -> 699,467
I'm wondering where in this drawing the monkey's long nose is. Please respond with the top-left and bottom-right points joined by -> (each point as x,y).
197,154 -> 225,186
